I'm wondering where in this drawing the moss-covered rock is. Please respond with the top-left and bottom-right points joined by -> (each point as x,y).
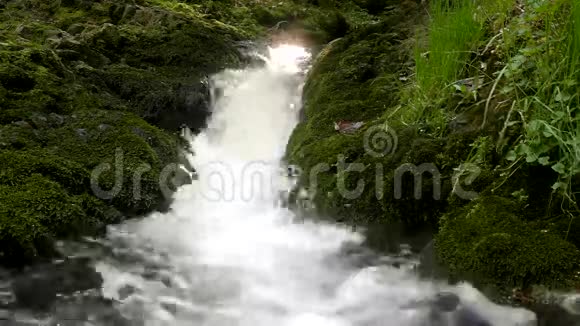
0,0 -> 313,265
284,0 -> 580,293
0,0 -> 368,265
286,12 -> 456,225
436,195 -> 580,289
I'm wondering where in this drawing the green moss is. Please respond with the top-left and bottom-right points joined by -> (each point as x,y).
436,195 -> 580,288
0,174 -> 98,264
0,125 -> 42,150
41,110 -> 178,213
287,17 -> 435,224
0,150 -> 88,191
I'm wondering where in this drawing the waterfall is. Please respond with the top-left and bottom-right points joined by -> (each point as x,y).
95,44 -> 536,326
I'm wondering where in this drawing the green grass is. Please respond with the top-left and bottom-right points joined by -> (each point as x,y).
566,0 -> 580,79
398,0 -> 518,131
500,0 -> 580,212
400,0 -> 486,132
414,0 -> 483,93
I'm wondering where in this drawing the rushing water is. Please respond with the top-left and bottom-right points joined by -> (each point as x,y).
94,45 -> 537,326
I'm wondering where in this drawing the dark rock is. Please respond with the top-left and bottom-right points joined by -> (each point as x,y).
54,302 -> 88,322
171,168 -> 193,189
12,273 -> 58,310
117,285 -> 136,300
0,289 -> 15,308
50,296 -> 133,326
177,151 -> 195,173
337,241 -> 379,268
453,306 -> 492,326
426,293 -> 492,326
530,303 -> 580,326
160,301 -> 177,315
0,309 -> 11,320
12,258 -> 103,311
160,275 -> 172,288
432,292 -> 460,312
417,240 -> 449,279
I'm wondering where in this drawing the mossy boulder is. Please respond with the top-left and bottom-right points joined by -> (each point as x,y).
436,195 -> 580,289
0,173 -> 112,265
0,0 -> 275,265
286,15 -> 456,225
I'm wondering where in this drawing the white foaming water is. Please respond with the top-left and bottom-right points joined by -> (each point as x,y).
96,45 -> 536,326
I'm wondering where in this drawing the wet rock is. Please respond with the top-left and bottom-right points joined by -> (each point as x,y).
530,303 -> 580,326
432,292 -> 460,312
177,152 -> 195,173
12,273 -> 58,310
0,290 -> 14,308
54,302 -> 88,322
337,241 -> 379,268
425,293 -> 492,326
171,168 -> 193,188
160,301 -> 177,315
417,240 -> 449,279
12,258 -> 103,311
118,285 -> 137,300
49,296 -> 133,326
562,294 -> 580,315
0,309 -> 12,320
453,306 -> 492,326
11,311 -> 52,326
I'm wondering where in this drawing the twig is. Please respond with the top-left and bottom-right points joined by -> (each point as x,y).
496,100 -> 517,152
481,30 -> 503,56
481,64 -> 508,129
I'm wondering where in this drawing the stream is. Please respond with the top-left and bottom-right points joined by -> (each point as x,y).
0,45 -> 545,325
